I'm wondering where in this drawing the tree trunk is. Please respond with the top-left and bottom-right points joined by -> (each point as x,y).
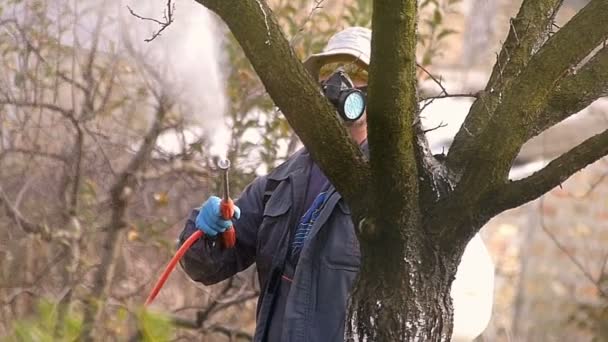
348,218 -> 461,341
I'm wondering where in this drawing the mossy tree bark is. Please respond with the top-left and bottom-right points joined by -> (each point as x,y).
194,0 -> 608,340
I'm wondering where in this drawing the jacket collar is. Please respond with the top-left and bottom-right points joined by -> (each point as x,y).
267,148 -> 312,182
266,139 -> 368,182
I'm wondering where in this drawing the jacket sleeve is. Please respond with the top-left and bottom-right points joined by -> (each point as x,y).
178,176 -> 267,285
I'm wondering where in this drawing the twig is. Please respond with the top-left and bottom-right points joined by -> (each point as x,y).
193,278 -> 235,325
539,197 -> 607,297
419,97 -> 436,114
416,62 -> 448,97
423,121 -> 447,134
1,148 -> 68,164
289,0 -> 326,46
206,324 -> 253,340
420,93 -> 478,101
127,0 -> 176,43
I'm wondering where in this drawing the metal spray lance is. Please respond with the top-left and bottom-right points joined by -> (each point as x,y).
144,159 -> 237,306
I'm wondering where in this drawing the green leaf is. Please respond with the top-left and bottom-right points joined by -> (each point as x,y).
138,309 -> 173,342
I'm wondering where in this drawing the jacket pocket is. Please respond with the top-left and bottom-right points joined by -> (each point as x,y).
256,181 -> 292,277
322,200 -> 361,272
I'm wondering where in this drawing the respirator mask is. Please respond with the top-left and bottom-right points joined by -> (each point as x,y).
321,69 -> 367,122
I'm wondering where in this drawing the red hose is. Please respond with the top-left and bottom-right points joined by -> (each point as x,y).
144,230 -> 203,306
144,199 -> 236,306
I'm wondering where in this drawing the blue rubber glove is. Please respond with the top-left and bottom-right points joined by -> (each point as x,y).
195,196 -> 241,237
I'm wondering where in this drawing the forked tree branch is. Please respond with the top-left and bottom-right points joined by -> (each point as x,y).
449,0 -> 608,190
448,0 -> 565,172
127,0 -> 176,42
430,0 -> 608,241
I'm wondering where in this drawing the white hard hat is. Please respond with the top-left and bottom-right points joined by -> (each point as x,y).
303,27 -> 371,79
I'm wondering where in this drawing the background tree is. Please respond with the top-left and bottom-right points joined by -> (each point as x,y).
0,1 -> 260,340
191,0 -> 608,340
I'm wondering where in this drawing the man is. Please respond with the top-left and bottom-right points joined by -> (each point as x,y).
178,27 -> 494,342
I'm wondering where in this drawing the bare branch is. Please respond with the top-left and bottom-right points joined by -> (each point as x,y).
0,185 -> 49,239
488,129 -> 608,215
83,125 -> 117,176
168,317 -> 253,340
418,92 -> 478,115
205,324 -> 254,340
416,63 -> 448,97
539,197 -> 607,297
79,97 -> 169,340
0,148 -> 68,164
127,0 -> 176,43
422,121 -> 448,134
5,19 -> 88,94
420,93 -> 478,101
289,0 -> 325,46
0,99 -> 75,121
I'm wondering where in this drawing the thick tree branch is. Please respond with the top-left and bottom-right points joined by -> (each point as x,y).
450,0 -> 608,187
365,0 -> 420,235
485,129 -> 608,216
194,0 -> 370,206
432,0 -> 608,241
448,0 -> 571,172
487,0 -> 563,89
534,45 -> 608,133
427,129 -> 608,245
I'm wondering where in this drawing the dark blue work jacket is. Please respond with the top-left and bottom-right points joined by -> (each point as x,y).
179,149 -> 361,341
